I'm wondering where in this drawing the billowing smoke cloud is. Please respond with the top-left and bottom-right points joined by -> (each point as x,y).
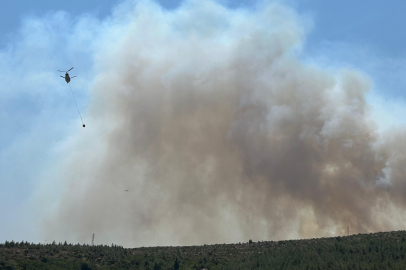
42,0 -> 406,247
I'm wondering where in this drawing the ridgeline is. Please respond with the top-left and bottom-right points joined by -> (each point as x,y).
1,231 -> 406,269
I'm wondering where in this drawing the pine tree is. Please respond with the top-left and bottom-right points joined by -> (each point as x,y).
174,258 -> 179,270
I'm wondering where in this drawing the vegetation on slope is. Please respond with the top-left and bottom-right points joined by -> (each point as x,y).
1,231 -> 406,269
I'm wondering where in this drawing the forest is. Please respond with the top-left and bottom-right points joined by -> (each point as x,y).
1,230 -> 406,269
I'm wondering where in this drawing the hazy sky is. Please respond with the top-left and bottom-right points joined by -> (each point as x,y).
1,0 -> 406,246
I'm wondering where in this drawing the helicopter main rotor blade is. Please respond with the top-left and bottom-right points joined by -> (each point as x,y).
57,70 -> 65,72
68,67 -> 74,72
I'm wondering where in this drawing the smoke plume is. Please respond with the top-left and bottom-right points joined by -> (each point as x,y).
43,0 -> 406,247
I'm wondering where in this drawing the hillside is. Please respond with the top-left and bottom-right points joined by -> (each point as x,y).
1,231 -> 406,269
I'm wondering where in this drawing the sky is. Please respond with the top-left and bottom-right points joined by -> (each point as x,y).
1,0 -> 406,247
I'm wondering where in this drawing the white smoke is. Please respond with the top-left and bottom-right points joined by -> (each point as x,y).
31,0 -> 406,247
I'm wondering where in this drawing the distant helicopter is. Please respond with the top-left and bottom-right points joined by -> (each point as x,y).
58,67 -> 85,127
58,67 -> 76,83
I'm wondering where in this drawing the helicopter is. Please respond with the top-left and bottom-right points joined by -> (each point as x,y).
58,67 -> 76,83
58,67 -> 85,127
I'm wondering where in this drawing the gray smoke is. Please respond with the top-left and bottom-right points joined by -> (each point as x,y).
42,0 -> 406,247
